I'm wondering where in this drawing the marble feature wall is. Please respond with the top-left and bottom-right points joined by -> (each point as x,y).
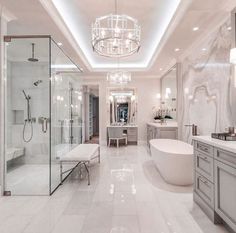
178,20 -> 234,142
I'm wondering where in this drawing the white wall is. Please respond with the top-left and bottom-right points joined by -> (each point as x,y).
81,77 -> 161,145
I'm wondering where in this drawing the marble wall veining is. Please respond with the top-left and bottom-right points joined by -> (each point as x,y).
178,20 -> 235,143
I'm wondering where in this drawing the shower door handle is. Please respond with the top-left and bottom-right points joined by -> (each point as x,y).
38,117 -> 49,133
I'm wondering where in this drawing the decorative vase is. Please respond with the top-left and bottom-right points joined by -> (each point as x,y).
154,119 -> 160,123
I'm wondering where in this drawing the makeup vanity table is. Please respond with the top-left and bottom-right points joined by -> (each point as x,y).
107,125 -> 138,145
107,87 -> 138,145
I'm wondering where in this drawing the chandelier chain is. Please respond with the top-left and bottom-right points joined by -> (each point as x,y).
115,0 -> 118,14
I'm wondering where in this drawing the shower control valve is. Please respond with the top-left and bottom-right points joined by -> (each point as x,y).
24,117 -> 36,123
38,117 -> 49,133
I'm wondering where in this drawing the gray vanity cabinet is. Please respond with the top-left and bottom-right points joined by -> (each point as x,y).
214,157 -> 236,232
194,139 -> 236,232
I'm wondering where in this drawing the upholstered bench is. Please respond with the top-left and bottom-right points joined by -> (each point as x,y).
60,144 -> 100,185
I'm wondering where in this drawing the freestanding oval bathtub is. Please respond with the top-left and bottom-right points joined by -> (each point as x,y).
150,139 -> 193,186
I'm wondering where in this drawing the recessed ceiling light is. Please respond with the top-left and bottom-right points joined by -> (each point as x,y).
160,68 -> 163,71
227,26 -> 232,31
192,27 -> 199,31
202,48 -> 207,51
175,48 -> 180,52
57,42 -> 63,46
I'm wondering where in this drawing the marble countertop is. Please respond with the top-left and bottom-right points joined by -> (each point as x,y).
193,135 -> 236,154
147,121 -> 178,128
107,125 -> 138,128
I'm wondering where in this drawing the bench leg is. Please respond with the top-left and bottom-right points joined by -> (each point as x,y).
98,147 -> 100,163
60,161 -> 63,184
83,162 -> 90,185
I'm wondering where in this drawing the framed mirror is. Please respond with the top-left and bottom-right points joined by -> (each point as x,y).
107,87 -> 137,125
160,65 -> 177,120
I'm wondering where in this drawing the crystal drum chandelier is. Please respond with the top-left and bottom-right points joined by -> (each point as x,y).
107,71 -> 131,85
92,0 -> 141,57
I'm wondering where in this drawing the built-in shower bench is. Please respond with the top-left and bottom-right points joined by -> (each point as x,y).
60,144 -> 100,185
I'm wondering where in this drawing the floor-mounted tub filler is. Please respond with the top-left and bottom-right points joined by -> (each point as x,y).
150,139 -> 193,186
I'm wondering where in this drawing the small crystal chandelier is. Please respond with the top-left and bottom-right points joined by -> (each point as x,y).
116,95 -> 127,103
107,71 -> 131,85
91,0 -> 141,58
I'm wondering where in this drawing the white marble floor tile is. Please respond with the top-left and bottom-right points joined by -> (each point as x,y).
51,215 -> 85,233
0,145 -> 231,233
111,215 -> 141,233
113,200 -> 137,215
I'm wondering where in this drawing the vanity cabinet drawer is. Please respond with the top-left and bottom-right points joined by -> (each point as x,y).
195,150 -> 214,182
128,128 -> 137,136
128,135 -> 137,142
195,172 -> 214,208
159,129 -> 177,139
195,141 -> 213,157
214,148 -> 236,169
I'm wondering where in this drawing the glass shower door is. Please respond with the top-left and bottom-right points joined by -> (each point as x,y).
4,36 -> 50,195
50,39 -> 82,194
4,36 -> 82,195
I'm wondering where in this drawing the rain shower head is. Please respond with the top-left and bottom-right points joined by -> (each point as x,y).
28,43 -> 39,62
33,80 -> 43,86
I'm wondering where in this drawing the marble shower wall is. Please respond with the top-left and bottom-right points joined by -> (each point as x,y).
178,20 -> 235,143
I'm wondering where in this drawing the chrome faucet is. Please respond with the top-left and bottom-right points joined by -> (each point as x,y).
185,124 -> 198,136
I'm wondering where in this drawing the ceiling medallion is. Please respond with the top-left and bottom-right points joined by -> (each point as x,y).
107,71 -> 131,85
91,0 -> 141,58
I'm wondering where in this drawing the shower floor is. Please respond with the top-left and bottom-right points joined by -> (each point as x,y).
7,164 -> 54,195
6,163 -> 68,195
5,144 -> 80,195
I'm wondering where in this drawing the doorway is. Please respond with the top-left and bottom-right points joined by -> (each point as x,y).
83,85 -> 99,144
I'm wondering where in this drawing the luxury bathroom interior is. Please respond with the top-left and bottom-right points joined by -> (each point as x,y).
0,0 -> 236,233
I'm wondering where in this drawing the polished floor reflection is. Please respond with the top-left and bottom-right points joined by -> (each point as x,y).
0,146 -> 229,233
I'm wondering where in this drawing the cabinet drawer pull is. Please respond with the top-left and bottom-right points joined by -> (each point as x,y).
199,145 -> 209,152
197,153 -> 208,161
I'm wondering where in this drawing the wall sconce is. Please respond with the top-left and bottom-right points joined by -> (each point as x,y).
184,87 -> 189,94
109,95 -> 113,102
156,93 -> 161,99
166,87 -> 171,94
230,48 -> 236,64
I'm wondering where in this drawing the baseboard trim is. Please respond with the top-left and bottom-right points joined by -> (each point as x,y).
138,140 -> 147,146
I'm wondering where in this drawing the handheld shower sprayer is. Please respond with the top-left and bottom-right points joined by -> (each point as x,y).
22,89 -> 33,142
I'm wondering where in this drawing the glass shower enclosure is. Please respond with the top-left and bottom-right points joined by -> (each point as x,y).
3,35 -> 83,195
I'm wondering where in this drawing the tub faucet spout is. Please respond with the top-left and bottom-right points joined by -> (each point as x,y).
185,124 -> 198,136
